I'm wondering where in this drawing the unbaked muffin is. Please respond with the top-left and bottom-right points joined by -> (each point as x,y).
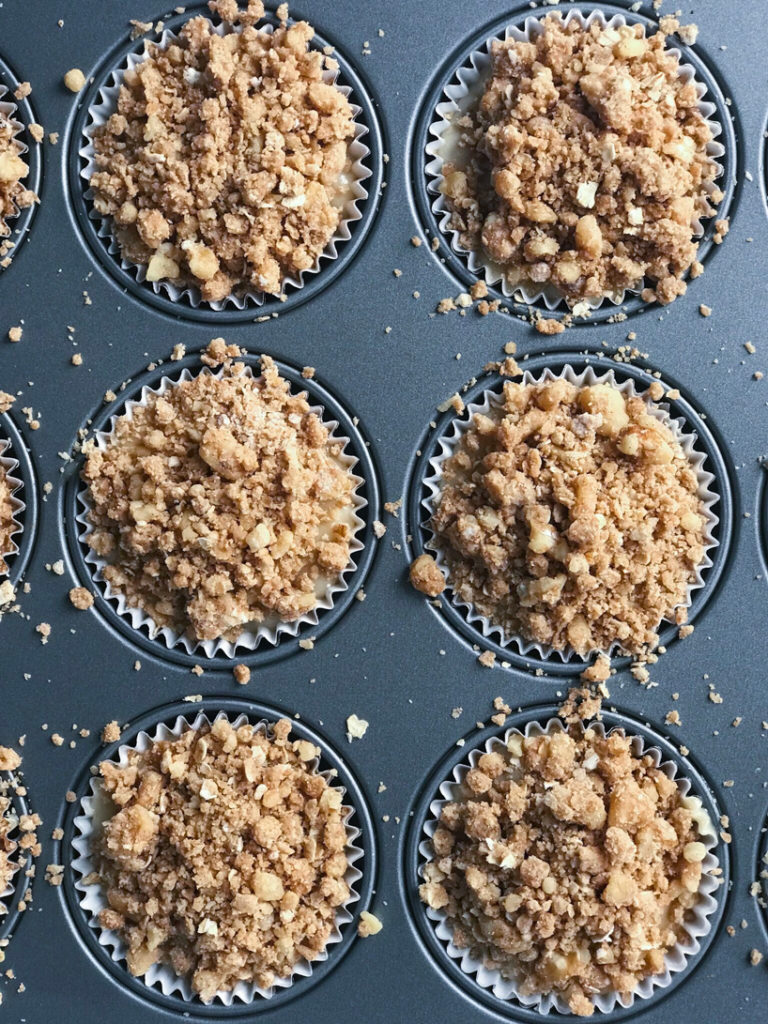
92,717 -> 351,1000
0,461 -> 16,574
438,16 -> 723,306
420,725 -> 716,1016
82,343 -> 359,644
90,0 -> 357,301
0,104 -> 35,243
430,377 -> 708,655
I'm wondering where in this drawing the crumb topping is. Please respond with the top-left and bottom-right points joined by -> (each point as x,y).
440,17 -> 720,305
93,717 -> 350,1000
90,0 -> 356,301
431,379 -> 707,655
82,351 -> 357,643
420,727 -> 714,1016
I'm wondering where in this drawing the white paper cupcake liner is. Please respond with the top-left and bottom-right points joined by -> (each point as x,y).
0,788 -> 21,918
71,711 -> 364,1005
0,436 -> 25,574
422,364 -> 720,662
80,18 -> 371,309
0,84 -> 31,237
77,363 -> 367,657
419,717 -> 721,1015
425,10 -> 726,311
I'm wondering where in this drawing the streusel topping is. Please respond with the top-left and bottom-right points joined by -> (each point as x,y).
83,346 -> 357,643
90,0 -> 356,301
419,727 -> 714,1016
440,16 -> 720,305
94,717 -> 351,1000
431,378 -> 707,655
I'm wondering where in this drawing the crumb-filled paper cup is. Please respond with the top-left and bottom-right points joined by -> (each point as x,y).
71,711 -> 364,1005
0,437 -> 25,575
76,364 -> 367,657
425,9 -> 726,312
422,364 -> 719,662
80,18 -> 371,310
418,717 -> 722,1015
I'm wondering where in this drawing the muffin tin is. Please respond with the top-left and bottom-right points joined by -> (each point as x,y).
0,0 -> 766,1021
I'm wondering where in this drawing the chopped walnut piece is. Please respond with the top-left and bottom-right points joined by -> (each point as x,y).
409,554 -> 446,597
358,910 -> 382,937
420,726 -> 714,1016
90,3 -> 356,301
82,351 -> 356,643
440,17 -> 720,306
431,379 -> 706,655
63,68 -> 86,92
93,717 -> 350,1000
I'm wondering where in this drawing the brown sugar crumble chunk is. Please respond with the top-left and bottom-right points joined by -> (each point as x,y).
431,379 -> 707,655
0,109 -> 36,238
420,727 -> 715,1016
69,586 -> 95,610
101,720 -> 121,744
83,351 -> 357,643
90,0 -> 356,301
441,17 -> 721,306
409,553 -> 446,597
93,717 -> 350,1000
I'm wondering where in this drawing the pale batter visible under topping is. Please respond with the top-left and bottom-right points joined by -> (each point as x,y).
431,379 -> 707,655
440,17 -> 720,305
94,717 -> 350,1000
420,727 -> 714,1016
82,344 -> 357,643
90,0 -> 356,300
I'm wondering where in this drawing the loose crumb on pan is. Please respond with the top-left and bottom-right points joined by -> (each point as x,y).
68,586 -> 95,610
233,663 -> 251,685
90,0 -> 357,301
420,726 -> 715,1016
92,717 -> 350,1000
63,68 -> 87,92
440,17 -> 721,306
101,720 -> 121,744
409,553 -> 446,597
357,910 -> 382,937
82,342 -> 357,644
430,379 -> 707,655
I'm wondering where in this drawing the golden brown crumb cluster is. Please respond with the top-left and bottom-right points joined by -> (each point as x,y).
0,108 -> 35,238
0,461 -> 16,573
441,17 -> 720,305
431,379 -> 706,655
90,0 -> 356,301
420,727 -> 713,1016
83,349 -> 356,643
94,718 -> 350,1000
